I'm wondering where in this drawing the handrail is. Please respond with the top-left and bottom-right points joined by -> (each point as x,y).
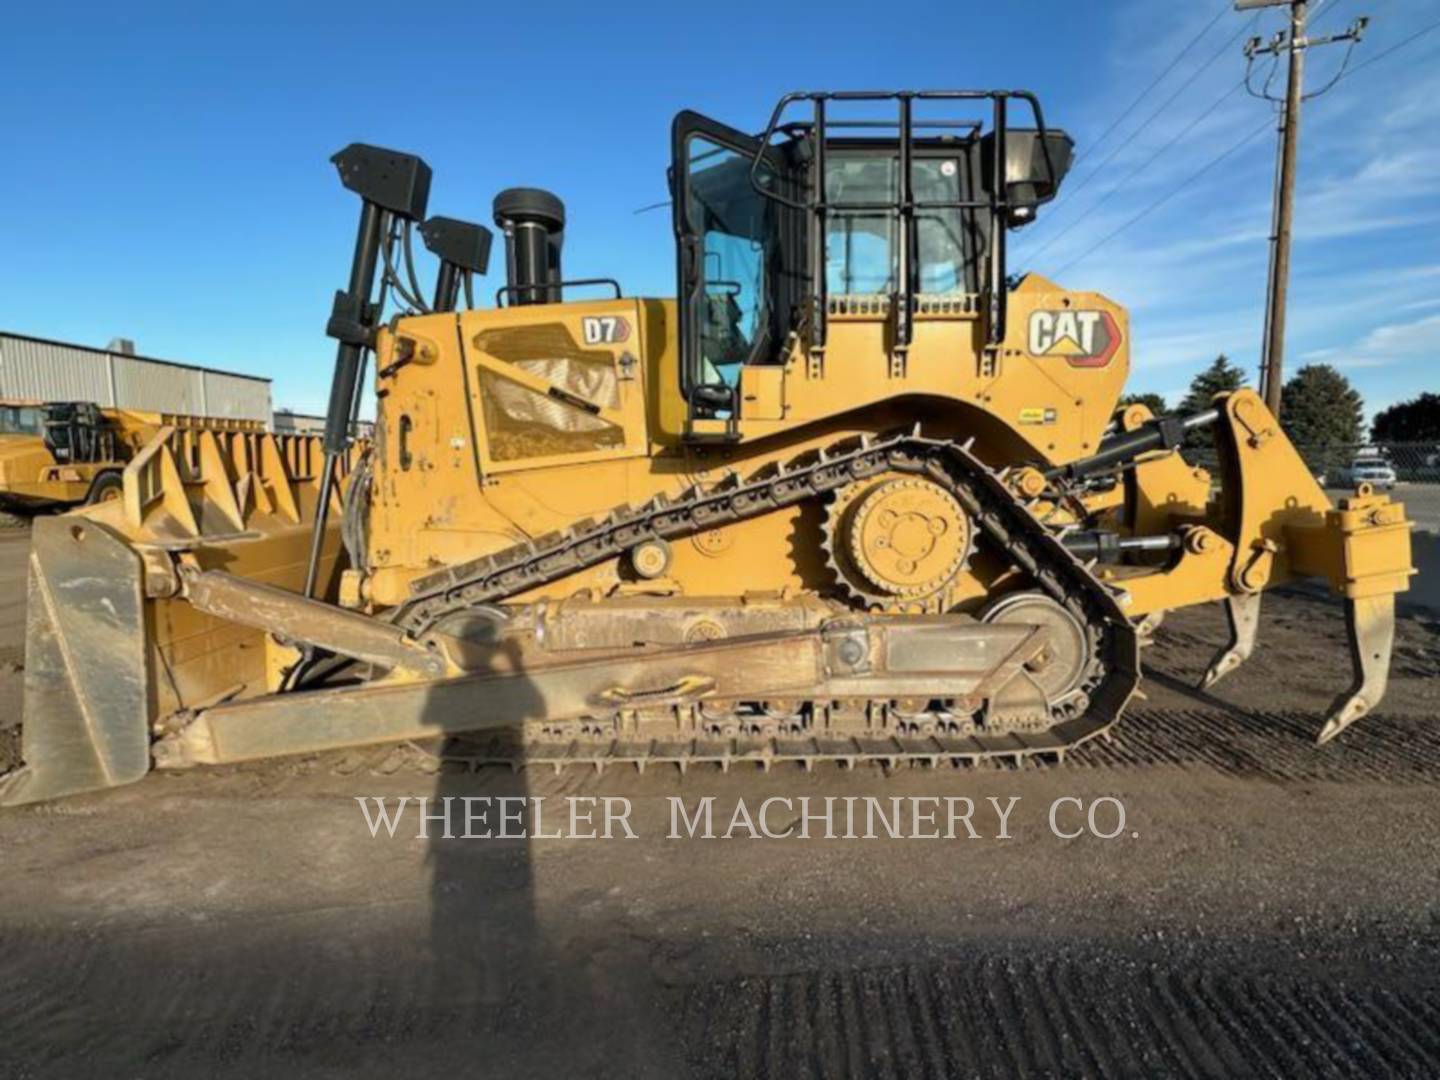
743,89 -> 1058,350
495,277 -> 624,307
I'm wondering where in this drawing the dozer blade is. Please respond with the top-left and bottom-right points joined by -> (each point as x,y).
0,420 -> 358,806
1318,594 -> 1395,745
0,517 -> 150,806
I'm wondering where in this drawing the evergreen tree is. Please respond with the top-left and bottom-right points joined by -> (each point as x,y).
1178,354 -> 1247,416
1372,393 -> 1440,443
1279,364 -> 1363,448
1119,392 -> 1168,418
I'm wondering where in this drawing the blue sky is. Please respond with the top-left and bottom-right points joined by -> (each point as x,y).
1,0 -> 1436,421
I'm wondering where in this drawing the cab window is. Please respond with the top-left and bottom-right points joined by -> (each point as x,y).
0,406 -> 43,435
825,155 -> 971,296
685,136 -> 775,389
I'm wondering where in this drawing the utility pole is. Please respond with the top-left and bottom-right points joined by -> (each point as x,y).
1238,0 -> 1367,417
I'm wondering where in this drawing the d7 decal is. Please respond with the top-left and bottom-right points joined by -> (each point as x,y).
581,315 -> 631,345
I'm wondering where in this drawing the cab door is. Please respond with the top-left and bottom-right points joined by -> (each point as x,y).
672,110 -> 803,433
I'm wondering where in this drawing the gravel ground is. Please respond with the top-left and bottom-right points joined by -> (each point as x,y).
0,531 -> 1437,1077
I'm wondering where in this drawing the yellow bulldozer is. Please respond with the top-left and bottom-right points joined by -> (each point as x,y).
0,90 -> 1414,805
0,399 -> 265,520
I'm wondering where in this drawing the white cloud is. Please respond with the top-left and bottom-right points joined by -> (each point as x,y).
1350,312 -> 1440,358
1302,312 -> 1440,371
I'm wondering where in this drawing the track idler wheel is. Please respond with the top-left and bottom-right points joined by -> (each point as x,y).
980,592 -> 1093,713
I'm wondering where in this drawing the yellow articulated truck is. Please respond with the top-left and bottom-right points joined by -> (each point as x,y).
0,89 -> 1414,805
0,399 -> 263,520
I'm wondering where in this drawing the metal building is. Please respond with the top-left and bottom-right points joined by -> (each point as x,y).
0,331 -> 272,422
271,410 -> 326,435
274,410 -> 374,438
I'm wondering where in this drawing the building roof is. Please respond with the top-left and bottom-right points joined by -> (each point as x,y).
0,330 -> 273,384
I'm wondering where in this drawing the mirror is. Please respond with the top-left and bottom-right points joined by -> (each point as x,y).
980,129 -> 1075,226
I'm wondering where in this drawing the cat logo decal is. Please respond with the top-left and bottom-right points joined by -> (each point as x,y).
1027,310 -> 1121,368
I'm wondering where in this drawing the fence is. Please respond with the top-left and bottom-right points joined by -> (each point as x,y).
1294,445 -> 1440,535
1173,440 -> 1438,534
1290,443 -> 1437,536
1290,443 -> 1439,487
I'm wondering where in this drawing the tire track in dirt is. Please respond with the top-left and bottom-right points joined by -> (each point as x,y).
1068,708 -> 1440,783
0,938 -> 456,1075
679,955 -> 1440,1079
4,924 -> 1439,1076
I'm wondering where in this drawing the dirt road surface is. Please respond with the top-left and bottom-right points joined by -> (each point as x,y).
0,529 -> 1437,1078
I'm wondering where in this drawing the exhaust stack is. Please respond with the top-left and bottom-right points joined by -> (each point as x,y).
493,188 -> 565,305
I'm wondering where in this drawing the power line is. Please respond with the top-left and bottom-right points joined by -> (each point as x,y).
1307,0 -> 1390,34
1022,10 -> 1265,262
1303,34 -> 1362,99
1024,79 -> 1246,265
1079,0 -> 1233,159
1246,47 -> 1286,101
1047,117 -> 1275,278
1044,8 -> 1434,281
1343,16 -> 1440,77
1243,10 -> 1371,104
1307,0 -> 1357,28
1055,10 -> 1263,205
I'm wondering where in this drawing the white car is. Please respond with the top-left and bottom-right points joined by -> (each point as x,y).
1344,455 -> 1397,489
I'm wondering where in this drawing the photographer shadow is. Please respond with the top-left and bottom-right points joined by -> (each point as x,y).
420,632 -> 679,1076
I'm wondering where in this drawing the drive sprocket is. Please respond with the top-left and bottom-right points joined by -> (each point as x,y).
824,473 -> 972,610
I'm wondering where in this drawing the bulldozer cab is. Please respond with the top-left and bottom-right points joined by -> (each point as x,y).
673,92 -> 1073,430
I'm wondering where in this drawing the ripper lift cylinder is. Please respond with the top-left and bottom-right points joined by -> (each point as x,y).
1062,531 -> 1182,562
306,144 -> 433,598
322,201 -> 385,455
419,216 -> 494,313
1046,408 -> 1220,484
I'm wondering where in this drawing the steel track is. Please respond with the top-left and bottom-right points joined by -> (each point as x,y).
392,432 -> 1140,769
